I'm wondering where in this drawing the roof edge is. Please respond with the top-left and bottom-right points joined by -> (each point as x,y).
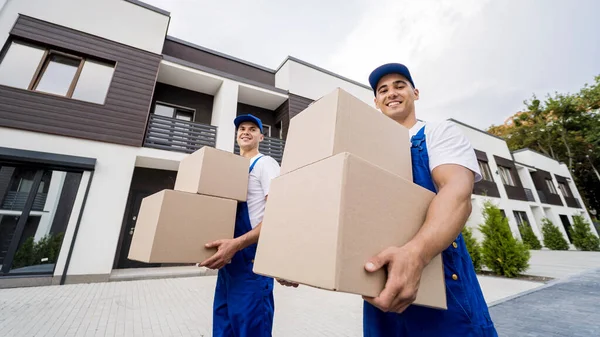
447,118 -> 508,142
512,148 -> 564,164
124,0 -> 170,16
276,56 -> 372,91
165,35 -> 276,73
161,55 -> 288,96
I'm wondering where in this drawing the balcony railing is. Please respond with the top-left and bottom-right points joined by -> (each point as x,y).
524,188 -> 536,202
234,137 -> 286,164
1,191 -> 47,211
537,190 -> 548,204
144,114 -> 217,154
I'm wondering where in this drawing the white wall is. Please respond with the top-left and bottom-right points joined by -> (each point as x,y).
211,80 -> 239,152
0,0 -> 169,54
277,59 -> 375,106
0,127 -> 138,276
454,122 -> 513,159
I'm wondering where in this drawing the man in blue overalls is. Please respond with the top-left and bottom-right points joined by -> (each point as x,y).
200,114 -> 281,337
362,63 -> 498,336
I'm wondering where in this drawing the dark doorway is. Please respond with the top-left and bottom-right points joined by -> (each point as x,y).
116,190 -> 160,269
559,214 -> 573,243
114,167 -> 177,269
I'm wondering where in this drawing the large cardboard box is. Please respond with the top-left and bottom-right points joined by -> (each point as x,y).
174,146 -> 250,201
253,152 -> 446,309
128,189 -> 237,263
280,88 -> 412,180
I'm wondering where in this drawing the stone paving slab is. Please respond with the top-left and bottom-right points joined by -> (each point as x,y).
489,268 -> 600,337
0,274 -> 543,337
524,250 -> 600,279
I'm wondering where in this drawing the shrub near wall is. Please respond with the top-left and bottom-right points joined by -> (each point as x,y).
570,215 -> 600,251
479,200 -> 530,278
519,222 -> 542,250
462,226 -> 483,272
541,218 -> 570,250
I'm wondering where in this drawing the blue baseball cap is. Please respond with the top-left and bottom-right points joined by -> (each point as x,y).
368,63 -> 415,96
234,114 -> 263,133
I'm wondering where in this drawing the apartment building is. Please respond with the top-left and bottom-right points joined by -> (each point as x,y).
0,0 -> 594,289
453,120 -> 597,246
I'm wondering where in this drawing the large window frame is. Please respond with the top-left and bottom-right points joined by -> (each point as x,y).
0,40 -> 116,105
498,166 -> 516,186
478,160 -> 494,182
546,179 -> 558,195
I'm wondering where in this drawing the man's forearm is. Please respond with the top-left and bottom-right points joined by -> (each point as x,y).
404,176 -> 473,266
235,222 -> 262,250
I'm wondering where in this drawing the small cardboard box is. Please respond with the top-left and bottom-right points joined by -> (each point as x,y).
280,88 -> 412,180
253,152 -> 446,309
174,146 -> 250,201
128,189 -> 236,263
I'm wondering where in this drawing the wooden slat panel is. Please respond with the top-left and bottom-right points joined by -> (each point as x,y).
0,16 -> 161,147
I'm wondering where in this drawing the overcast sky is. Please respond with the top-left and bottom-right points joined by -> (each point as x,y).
144,0 -> 600,130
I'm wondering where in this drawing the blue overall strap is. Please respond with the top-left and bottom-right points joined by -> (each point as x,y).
249,155 -> 263,173
363,124 -> 498,337
212,152 -> 274,337
410,126 -> 437,193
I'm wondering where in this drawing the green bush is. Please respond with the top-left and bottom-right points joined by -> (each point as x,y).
12,237 -> 36,269
570,215 -> 600,251
541,218 -> 570,250
11,232 -> 65,270
462,226 -> 482,272
479,200 -> 530,278
518,222 -> 542,250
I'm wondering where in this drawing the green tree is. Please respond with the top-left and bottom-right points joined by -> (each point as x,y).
569,215 -> 600,251
462,226 -> 482,272
479,201 -> 530,278
518,223 -> 542,250
487,75 -> 600,214
541,218 -> 570,250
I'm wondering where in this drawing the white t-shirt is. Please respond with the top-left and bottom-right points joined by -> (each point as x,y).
409,120 -> 482,191
247,153 -> 281,228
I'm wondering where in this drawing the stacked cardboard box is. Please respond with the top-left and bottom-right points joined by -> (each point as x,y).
253,88 -> 447,309
128,146 -> 249,264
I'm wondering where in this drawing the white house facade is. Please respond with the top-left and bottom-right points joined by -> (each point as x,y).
0,0 -> 594,289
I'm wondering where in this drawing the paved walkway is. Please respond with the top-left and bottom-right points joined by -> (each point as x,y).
524,250 -> 600,278
490,268 -> 600,336
0,274 -> 541,337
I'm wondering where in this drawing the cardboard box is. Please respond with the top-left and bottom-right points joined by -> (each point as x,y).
128,189 -> 237,263
280,88 -> 412,180
253,152 -> 446,309
174,146 -> 250,201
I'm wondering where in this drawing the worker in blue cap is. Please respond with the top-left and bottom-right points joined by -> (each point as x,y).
362,63 -> 498,336
200,114 -> 281,337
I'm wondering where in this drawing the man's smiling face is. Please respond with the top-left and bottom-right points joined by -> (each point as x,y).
236,121 -> 263,150
374,73 -> 420,122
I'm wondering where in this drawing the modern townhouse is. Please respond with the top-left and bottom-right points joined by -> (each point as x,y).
0,0 -> 595,289
454,120 -> 597,246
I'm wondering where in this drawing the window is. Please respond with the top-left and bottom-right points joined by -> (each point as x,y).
262,124 -> 272,137
546,179 -> 558,194
0,41 -> 115,104
153,102 -> 195,121
513,211 -> 530,227
498,166 -> 515,186
558,182 -> 570,198
478,160 -> 494,182
0,42 -> 45,89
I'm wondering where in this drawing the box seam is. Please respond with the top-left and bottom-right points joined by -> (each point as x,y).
333,153 -> 349,291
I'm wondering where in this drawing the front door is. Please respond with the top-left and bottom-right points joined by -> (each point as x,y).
559,214 -> 573,243
116,191 -> 161,269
